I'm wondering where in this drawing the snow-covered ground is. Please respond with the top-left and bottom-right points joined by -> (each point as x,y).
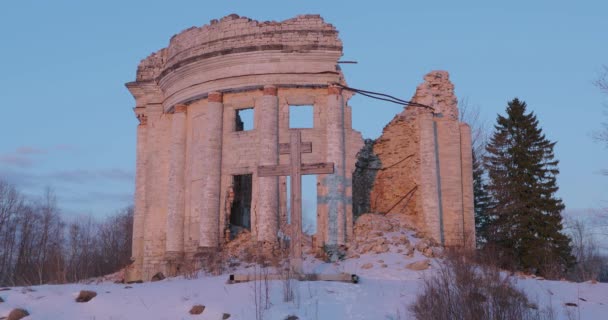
2,232 -> 607,319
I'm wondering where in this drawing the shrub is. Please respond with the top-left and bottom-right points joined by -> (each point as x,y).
409,251 -> 548,320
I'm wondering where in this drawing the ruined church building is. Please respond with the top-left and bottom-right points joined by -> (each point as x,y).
126,14 -> 475,281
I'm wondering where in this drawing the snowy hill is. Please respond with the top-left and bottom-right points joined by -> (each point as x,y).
2,220 -> 607,320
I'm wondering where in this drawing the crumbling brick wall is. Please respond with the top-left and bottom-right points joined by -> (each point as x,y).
369,108 -> 422,227
125,14 -> 363,281
366,71 -> 475,247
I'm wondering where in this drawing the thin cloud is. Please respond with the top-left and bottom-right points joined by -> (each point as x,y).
0,145 -> 51,167
15,146 -> 48,155
49,169 -> 134,183
0,155 -> 34,168
0,168 -> 134,186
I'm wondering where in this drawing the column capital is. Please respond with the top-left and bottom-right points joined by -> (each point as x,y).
263,85 -> 278,96
136,113 -> 147,125
328,84 -> 342,95
174,104 -> 187,113
208,91 -> 223,103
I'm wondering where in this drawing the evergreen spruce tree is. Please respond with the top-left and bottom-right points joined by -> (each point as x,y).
472,150 -> 491,246
484,98 -> 574,276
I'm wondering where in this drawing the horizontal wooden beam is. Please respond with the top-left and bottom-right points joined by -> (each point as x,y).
258,162 -> 334,177
228,273 -> 359,284
279,142 -> 312,154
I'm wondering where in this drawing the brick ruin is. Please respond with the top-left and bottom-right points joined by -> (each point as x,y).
125,14 -> 474,281
355,71 -> 475,247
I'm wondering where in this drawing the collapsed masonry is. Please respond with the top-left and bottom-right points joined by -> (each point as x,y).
124,14 -> 474,281
125,14 -> 363,281
354,71 -> 475,247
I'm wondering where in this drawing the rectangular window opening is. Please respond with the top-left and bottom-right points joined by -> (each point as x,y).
285,175 -> 318,235
289,105 -> 314,128
229,174 -> 252,238
235,108 -> 254,131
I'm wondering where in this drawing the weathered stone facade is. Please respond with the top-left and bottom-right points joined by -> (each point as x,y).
368,71 -> 475,247
125,14 -> 363,281
125,14 -> 474,281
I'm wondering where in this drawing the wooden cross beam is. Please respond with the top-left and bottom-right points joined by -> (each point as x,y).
228,272 -> 360,284
257,131 -> 334,272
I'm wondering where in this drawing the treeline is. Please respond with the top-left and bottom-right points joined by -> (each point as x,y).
0,179 -> 133,286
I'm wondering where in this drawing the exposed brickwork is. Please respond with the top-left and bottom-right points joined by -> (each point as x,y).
125,15 -> 362,281
125,15 -> 472,281
135,14 -> 341,83
368,71 -> 474,247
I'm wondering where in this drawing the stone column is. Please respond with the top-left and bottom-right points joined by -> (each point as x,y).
325,85 -> 346,245
460,123 -> 475,248
143,104 -> 163,279
256,85 -> 279,242
130,111 -> 147,281
165,104 -> 187,258
418,111 -> 442,244
198,92 -> 223,248
435,118 -> 464,246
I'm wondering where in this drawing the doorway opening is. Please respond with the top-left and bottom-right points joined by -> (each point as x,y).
229,174 -> 252,237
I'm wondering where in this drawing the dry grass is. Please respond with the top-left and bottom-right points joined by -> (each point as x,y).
409,250 -> 557,320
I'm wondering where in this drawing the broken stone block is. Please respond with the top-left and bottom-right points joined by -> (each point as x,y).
406,259 -> 431,271
361,263 -> 373,269
7,308 -> 29,320
415,240 -> 429,253
372,243 -> 389,254
422,247 -> 434,258
223,313 -> 231,319
76,290 -> 97,302
151,272 -> 165,282
189,305 -> 205,315
405,247 -> 415,258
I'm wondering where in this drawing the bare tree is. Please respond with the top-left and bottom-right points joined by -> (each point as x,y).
459,97 -> 489,158
65,215 -> 100,282
0,179 -> 134,286
564,215 -> 605,281
98,206 -> 133,274
0,180 -> 25,285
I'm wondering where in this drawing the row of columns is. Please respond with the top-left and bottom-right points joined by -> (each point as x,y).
132,85 -> 349,266
164,86 -> 282,255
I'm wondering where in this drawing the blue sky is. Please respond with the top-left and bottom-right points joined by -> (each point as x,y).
0,0 -> 606,218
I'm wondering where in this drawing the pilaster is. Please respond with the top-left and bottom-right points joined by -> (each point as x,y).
256,86 -> 279,243
129,109 -> 147,281
460,123 -> 475,248
165,104 -> 187,258
418,111 -> 442,244
325,85 -> 346,245
197,92 -> 224,247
